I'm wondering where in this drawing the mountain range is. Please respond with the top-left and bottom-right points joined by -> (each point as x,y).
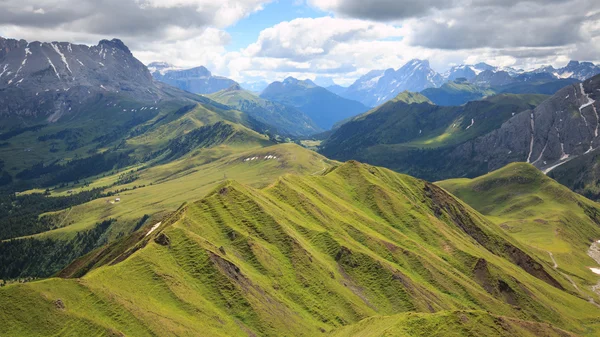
260,77 -> 369,130
3,36 -> 600,336
320,73 -> 600,200
333,59 -> 600,108
207,84 -> 322,137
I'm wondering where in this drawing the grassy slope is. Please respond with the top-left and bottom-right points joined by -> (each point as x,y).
332,310 -> 578,337
421,81 -> 496,106
2,161 -> 599,336
322,94 -> 545,155
438,162 -> 600,301
22,143 -> 335,241
320,94 -> 547,181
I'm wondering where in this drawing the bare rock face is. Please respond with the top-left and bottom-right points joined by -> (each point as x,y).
451,74 -> 600,174
0,37 -> 163,121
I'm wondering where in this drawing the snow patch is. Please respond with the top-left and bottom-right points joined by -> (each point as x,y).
526,113 -> 535,163
51,43 -> 72,74
465,119 -> 474,130
145,222 -> 162,237
0,64 -> 8,78
46,56 -> 60,79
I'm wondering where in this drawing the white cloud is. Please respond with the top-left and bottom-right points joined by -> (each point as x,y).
2,0 -> 599,86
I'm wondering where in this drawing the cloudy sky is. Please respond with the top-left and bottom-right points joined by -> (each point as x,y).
1,0 -> 599,85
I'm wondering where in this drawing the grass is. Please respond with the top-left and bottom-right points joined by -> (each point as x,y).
2,161 -> 600,336
438,162 -> 600,301
23,143 -> 336,241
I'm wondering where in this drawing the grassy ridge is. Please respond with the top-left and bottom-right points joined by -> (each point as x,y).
2,161 -> 599,336
438,162 -> 600,302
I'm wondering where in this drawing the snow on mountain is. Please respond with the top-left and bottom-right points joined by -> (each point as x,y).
342,59 -> 444,107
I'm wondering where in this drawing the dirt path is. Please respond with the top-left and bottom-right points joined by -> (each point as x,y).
547,251 -> 581,293
311,160 -> 327,176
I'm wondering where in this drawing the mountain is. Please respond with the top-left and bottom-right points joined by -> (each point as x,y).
471,70 -> 515,87
325,84 -> 348,96
0,37 -> 280,188
422,77 -> 578,106
260,77 -> 368,130
320,91 -> 547,181
3,160 -> 600,335
151,65 -> 238,94
0,37 -> 164,122
421,79 -> 495,106
438,162 -> 600,306
322,74 -> 600,194
443,62 -> 496,81
342,59 -> 445,107
207,84 -> 322,137
535,60 -> 600,81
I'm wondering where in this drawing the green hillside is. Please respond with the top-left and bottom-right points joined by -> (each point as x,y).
422,80 -> 495,106
438,163 -> 600,302
420,78 -> 573,107
2,161 -> 599,336
207,85 -> 322,137
0,142 -> 334,279
320,93 -> 546,180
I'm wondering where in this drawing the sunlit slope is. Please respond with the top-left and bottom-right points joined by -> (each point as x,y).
332,310 -> 578,337
2,161 -> 599,336
438,162 -> 600,302
29,143 -> 335,240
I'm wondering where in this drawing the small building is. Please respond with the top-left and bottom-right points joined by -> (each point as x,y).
115,197 -> 121,202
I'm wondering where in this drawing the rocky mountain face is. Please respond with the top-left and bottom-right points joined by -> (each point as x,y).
260,77 -> 368,130
342,59 -> 444,107
443,62 -> 496,81
0,37 -> 163,122
451,74 -> 600,175
321,74 -> 600,191
535,61 -> 600,81
150,65 -> 238,95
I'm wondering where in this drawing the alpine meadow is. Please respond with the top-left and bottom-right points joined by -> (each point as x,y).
2,1 -> 600,336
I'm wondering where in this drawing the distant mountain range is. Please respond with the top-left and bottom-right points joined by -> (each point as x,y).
207,84 -> 322,137
149,62 -> 238,95
148,64 -> 368,132
260,77 -> 369,130
331,59 -> 600,107
321,74 -> 600,201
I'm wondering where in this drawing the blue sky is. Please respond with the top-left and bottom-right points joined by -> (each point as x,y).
225,1 -> 324,53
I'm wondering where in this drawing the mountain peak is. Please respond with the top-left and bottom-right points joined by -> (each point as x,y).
98,38 -> 131,55
406,59 -> 430,68
391,91 -> 432,105
224,83 -> 242,92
